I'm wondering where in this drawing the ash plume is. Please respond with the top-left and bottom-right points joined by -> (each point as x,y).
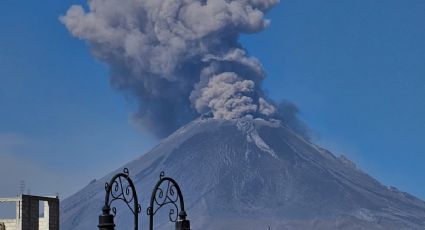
277,101 -> 311,140
60,0 -> 279,137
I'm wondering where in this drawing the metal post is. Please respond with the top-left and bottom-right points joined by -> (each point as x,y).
175,210 -> 191,230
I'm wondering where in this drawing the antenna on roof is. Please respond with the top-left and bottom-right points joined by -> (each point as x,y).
20,180 -> 26,195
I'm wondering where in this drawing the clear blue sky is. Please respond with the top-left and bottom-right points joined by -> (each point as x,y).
0,0 -> 424,202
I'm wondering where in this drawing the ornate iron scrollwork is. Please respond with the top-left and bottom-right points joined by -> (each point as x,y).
105,168 -> 141,216
99,169 -> 190,230
147,171 -> 190,230
99,168 -> 141,230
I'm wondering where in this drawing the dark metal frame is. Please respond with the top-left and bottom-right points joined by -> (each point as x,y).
98,169 -> 190,230
147,172 -> 190,230
98,168 -> 141,230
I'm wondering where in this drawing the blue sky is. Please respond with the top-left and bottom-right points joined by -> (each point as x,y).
0,0 -> 424,202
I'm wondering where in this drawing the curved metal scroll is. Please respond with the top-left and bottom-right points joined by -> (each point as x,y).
103,168 -> 141,230
147,171 -> 187,230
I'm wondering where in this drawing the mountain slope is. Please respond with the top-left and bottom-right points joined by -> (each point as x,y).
61,118 -> 425,229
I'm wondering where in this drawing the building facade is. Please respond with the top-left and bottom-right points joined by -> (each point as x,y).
0,195 -> 59,230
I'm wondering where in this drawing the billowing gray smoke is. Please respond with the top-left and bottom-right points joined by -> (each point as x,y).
60,0 -> 279,137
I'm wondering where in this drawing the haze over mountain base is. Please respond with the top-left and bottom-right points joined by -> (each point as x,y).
61,118 -> 425,229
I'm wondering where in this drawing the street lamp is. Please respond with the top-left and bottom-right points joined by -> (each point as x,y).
148,172 -> 191,230
98,168 -> 140,230
98,205 -> 116,230
175,210 -> 191,230
98,170 -> 190,230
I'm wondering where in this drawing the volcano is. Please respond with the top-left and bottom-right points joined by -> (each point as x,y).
61,118 -> 425,229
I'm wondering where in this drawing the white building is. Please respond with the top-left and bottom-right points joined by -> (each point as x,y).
0,195 -> 59,230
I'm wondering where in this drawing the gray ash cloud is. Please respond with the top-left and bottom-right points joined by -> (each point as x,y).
60,0 -> 289,137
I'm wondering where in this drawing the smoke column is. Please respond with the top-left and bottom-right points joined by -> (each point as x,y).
60,0 -> 279,137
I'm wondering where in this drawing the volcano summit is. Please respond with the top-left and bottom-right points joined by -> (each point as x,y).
61,118 -> 425,230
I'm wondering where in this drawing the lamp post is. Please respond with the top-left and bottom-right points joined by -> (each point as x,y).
98,170 -> 190,230
147,172 -> 191,230
98,168 -> 141,230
